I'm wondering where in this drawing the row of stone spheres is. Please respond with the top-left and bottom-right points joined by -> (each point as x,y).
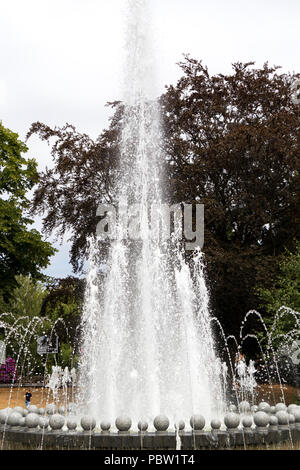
1,401 -> 300,432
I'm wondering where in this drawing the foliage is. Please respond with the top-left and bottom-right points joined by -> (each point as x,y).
27,59 -> 300,346
26,110 -> 122,272
0,122 -> 37,201
0,274 -> 48,319
256,240 -> 300,342
0,275 -> 48,377
0,121 -> 56,300
0,275 -> 83,376
59,342 -> 78,370
32,276 -> 85,373
160,58 -> 300,339
41,276 -> 85,347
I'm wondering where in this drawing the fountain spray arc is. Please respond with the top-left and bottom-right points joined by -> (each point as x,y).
78,0 -> 224,426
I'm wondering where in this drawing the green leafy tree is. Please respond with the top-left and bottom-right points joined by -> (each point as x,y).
0,274 -> 48,319
41,277 -> 85,336
0,275 -> 83,376
40,276 -> 85,369
0,275 -> 49,377
0,121 -> 56,300
257,240 -> 300,336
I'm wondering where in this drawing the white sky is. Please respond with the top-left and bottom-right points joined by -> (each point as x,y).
0,0 -> 299,277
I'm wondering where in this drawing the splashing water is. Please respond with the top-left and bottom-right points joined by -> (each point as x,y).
77,0 -> 224,425
235,358 -> 257,403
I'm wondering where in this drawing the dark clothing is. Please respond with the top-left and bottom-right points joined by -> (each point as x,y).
25,392 -> 32,402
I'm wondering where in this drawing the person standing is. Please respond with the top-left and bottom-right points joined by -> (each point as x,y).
24,389 -> 32,409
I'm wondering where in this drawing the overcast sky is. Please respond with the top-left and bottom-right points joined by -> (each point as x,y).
0,0 -> 299,278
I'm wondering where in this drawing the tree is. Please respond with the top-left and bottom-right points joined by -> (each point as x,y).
0,122 -> 56,300
0,274 -> 48,319
34,276 -> 86,370
26,107 -> 122,272
253,242 -> 300,382
0,275 -> 49,378
257,240 -> 300,332
0,275 -> 84,376
40,276 -> 85,354
27,60 -> 300,344
160,58 -> 300,339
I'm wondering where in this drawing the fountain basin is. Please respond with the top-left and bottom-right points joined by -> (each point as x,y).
1,425 -> 300,450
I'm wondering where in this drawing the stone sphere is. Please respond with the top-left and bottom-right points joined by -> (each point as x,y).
81,416 -> 96,431
288,414 -> 295,424
138,420 -> 149,432
23,410 -> 28,417
251,405 -> 258,413
276,410 -> 289,425
228,404 -> 237,412
115,416 -> 132,432
0,412 -> 4,425
258,402 -> 271,413
269,406 -> 276,414
275,403 -> 287,413
242,416 -> 253,428
46,404 -> 58,416
28,405 -> 39,414
39,417 -> 49,429
0,409 -> 12,424
25,413 -> 39,429
13,406 -> 25,416
290,409 -> 300,423
49,413 -> 65,430
190,415 -> 205,431
175,420 -> 185,431
153,415 -> 170,432
7,412 -> 22,427
67,418 -> 78,431
269,415 -> 278,426
210,419 -> 221,430
254,411 -> 269,427
58,406 -> 65,416
224,413 -> 240,429
100,421 -> 111,432
239,401 -> 251,413
19,417 -> 26,427
38,408 -> 45,416
287,404 -> 298,413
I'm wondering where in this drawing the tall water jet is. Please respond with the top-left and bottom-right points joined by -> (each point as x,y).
78,0 -> 224,425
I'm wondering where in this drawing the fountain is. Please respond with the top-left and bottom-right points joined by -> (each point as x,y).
1,304 -> 300,449
77,0 -> 223,427
0,0 -> 300,451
